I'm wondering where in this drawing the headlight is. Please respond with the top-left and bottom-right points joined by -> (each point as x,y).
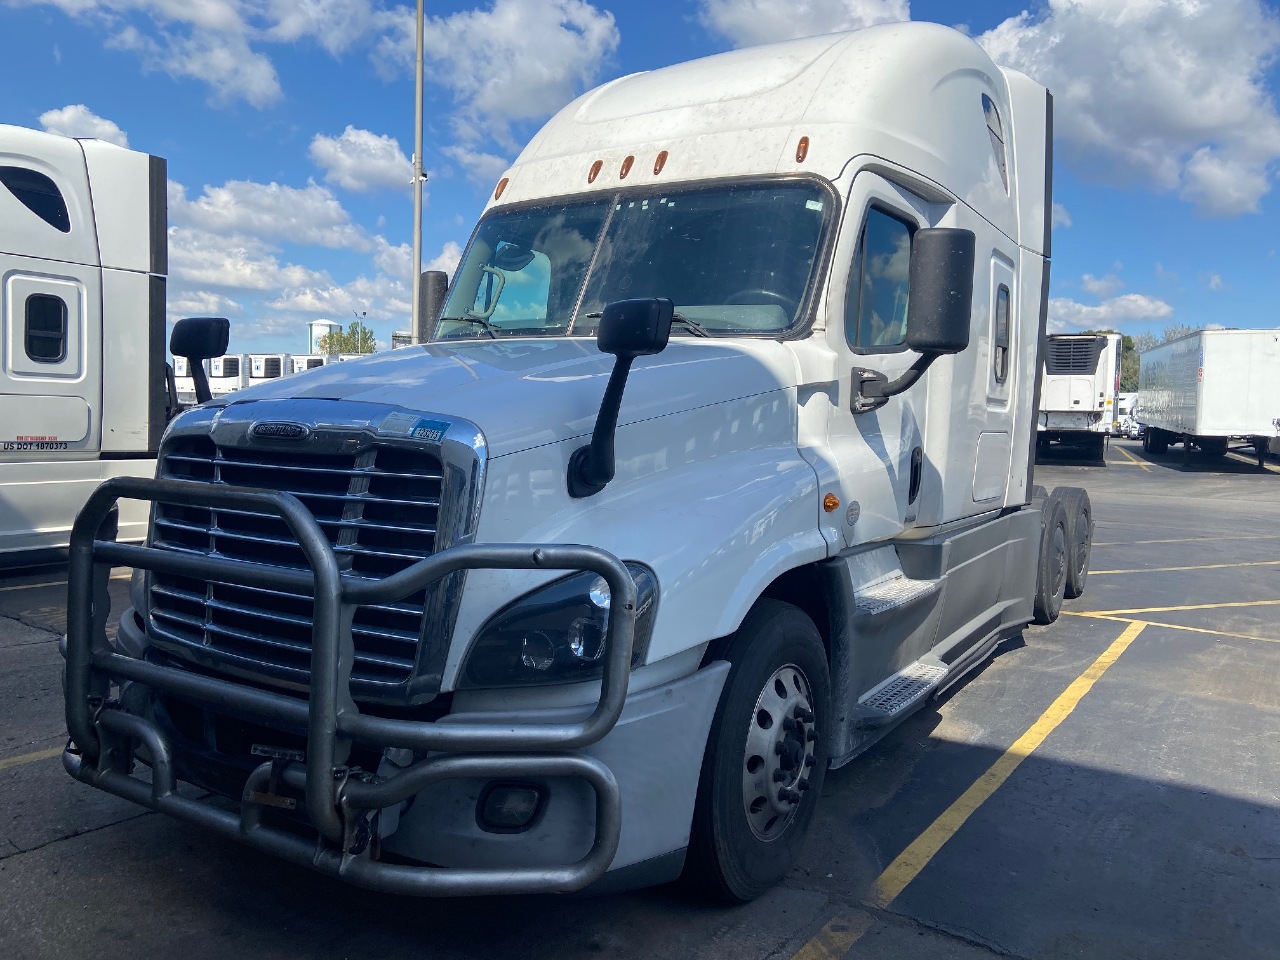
459,562 -> 658,688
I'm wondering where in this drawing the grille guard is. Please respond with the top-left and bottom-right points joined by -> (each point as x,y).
64,476 -> 638,896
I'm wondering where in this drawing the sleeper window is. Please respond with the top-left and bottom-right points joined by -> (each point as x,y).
1,167 -> 71,233
993,284 -> 1010,383
26,294 -> 68,363
845,207 -> 913,351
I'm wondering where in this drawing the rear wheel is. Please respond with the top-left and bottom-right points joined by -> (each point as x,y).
1033,497 -> 1069,624
1054,486 -> 1093,599
686,600 -> 830,902
1149,429 -> 1169,455
1199,437 -> 1228,458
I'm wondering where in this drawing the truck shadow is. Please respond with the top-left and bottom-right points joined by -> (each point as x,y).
1112,439 -> 1276,475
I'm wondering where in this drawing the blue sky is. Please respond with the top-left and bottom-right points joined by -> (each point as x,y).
3,0 -> 1279,354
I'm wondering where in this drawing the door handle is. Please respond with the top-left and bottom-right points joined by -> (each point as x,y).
908,446 -> 923,505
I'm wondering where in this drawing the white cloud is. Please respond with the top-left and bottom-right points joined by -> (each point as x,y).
264,273 -> 411,323
1048,293 -> 1174,332
264,0 -> 375,55
698,0 -> 908,47
376,0 -> 619,156
310,126 -> 413,193
168,226 -> 330,292
1081,273 -> 1124,298
980,0 -> 1280,217
169,179 -> 373,251
38,104 -> 129,146
441,145 -> 511,189
1205,273 -> 1227,292
106,21 -> 282,109
1051,202 -> 1071,229
426,240 -> 462,277
167,288 -> 244,319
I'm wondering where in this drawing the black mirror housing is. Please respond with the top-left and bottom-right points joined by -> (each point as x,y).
170,316 -> 230,361
904,228 -> 974,355
597,297 -> 673,358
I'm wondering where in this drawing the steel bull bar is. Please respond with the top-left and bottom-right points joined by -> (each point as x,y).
63,476 -> 638,896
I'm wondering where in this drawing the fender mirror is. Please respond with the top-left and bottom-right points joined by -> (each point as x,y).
568,298 -> 674,498
170,317 -> 230,405
854,228 -> 975,414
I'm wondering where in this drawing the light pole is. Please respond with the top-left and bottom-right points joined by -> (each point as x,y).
410,0 -> 426,343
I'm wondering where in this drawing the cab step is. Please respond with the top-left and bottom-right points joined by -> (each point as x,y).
852,574 -> 940,616
855,657 -> 948,728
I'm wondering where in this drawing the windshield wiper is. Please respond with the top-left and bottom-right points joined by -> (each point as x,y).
583,310 -> 710,337
438,315 -> 498,339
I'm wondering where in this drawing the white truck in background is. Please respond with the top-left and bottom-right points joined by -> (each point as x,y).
1137,329 -> 1280,466
0,124 -> 169,560
64,23 -> 1092,903
1037,331 -> 1121,458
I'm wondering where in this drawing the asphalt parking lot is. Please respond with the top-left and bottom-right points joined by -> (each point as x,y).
2,437 -> 1277,960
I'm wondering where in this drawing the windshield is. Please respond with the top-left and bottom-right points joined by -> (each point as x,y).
434,179 -> 831,340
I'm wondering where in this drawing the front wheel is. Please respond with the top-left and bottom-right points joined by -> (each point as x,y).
685,600 -> 830,902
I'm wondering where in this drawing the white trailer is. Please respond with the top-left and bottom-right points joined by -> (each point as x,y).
207,353 -> 249,398
1138,329 -> 1280,465
0,124 -> 168,559
64,23 -> 1089,903
248,353 -> 292,386
1037,332 -> 1121,457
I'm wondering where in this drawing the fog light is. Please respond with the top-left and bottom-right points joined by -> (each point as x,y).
478,781 -> 545,833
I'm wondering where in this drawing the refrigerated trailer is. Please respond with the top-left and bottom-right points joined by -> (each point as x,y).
1037,332 -> 1121,457
63,22 -> 1092,902
1137,329 -> 1280,465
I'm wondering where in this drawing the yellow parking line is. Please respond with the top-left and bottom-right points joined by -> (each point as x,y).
1093,534 -> 1280,547
0,570 -> 132,593
789,907 -> 876,960
865,621 -> 1146,910
0,745 -> 64,773
1091,560 -> 1280,575
1113,444 -> 1152,472
1083,599 -> 1280,616
1062,612 -> 1280,645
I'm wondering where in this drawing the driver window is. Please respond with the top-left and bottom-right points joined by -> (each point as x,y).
845,207 -> 913,351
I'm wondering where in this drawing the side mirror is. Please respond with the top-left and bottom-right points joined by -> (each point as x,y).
904,228 -> 974,355
853,229 -> 975,414
597,297 -> 674,358
567,298 -> 674,498
170,317 -> 230,405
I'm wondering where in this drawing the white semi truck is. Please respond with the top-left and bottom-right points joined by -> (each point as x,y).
1137,329 -> 1280,466
63,23 -> 1092,901
1037,332 -> 1122,458
0,125 -> 169,560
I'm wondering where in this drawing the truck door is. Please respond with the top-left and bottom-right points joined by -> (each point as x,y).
824,173 -> 933,547
0,140 -> 103,457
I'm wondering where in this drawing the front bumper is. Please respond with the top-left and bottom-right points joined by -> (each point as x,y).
63,476 -> 684,896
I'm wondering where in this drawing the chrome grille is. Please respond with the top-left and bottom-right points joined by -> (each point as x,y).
149,434 -> 442,691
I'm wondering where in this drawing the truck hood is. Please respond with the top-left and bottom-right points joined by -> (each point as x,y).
217,338 -> 800,458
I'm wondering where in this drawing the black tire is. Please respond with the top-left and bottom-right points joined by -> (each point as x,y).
1088,434 -> 1106,461
685,600 -> 831,903
1199,437 -> 1228,458
1141,430 -> 1151,453
1033,497 -> 1069,624
1150,429 -> 1169,455
1053,486 -> 1093,599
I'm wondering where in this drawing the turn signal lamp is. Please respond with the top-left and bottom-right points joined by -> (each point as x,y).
823,492 -> 840,513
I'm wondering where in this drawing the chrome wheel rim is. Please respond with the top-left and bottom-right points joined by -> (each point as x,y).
741,663 -> 817,842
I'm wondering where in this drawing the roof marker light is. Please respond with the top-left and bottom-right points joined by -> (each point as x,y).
620,155 -> 634,179
588,159 -> 603,184
654,151 -> 668,175
494,177 -> 509,200
796,137 -> 810,164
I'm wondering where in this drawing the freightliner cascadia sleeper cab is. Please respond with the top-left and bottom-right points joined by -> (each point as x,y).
62,23 -> 1093,901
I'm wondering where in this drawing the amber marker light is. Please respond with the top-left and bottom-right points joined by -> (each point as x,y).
620,155 -> 635,179
588,159 -> 603,184
796,136 -> 810,163
654,150 -> 668,175
494,177 -> 509,200
823,492 -> 840,513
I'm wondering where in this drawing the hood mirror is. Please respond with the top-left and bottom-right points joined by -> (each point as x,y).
170,316 -> 230,405
568,298 -> 674,498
